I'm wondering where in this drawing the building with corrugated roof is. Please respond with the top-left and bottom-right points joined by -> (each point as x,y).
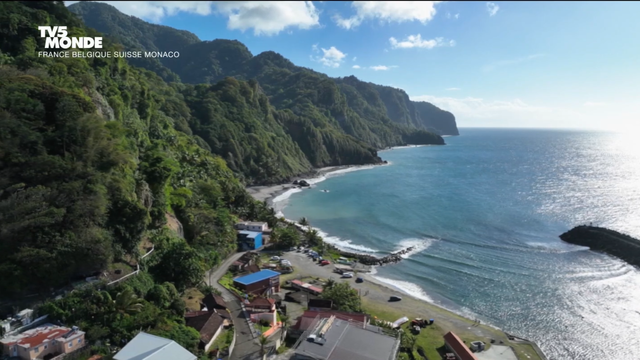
443,331 -> 479,360
113,332 -> 196,360
233,270 -> 280,295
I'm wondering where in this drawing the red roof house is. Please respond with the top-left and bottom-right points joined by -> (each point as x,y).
443,332 -> 479,360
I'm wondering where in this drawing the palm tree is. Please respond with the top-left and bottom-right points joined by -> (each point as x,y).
258,335 -> 269,355
325,278 -> 336,290
400,332 -> 416,352
280,314 -> 290,329
114,287 -> 144,316
299,217 -> 309,226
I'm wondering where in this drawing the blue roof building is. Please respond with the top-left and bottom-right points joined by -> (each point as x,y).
238,230 -> 262,251
233,270 -> 280,295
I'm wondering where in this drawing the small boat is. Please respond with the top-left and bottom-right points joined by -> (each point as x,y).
320,189 -> 330,193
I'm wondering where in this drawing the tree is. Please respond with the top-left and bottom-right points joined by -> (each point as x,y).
325,278 -> 336,290
149,239 -> 205,291
280,314 -> 290,329
271,225 -> 300,249
320,282 -> 361,312
259,335 -> 269,355
299,217 -> 309,226
114,287 -> 144,316
400,332 -> 416,352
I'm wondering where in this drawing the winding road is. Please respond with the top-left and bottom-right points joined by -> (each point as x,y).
205,252 -> 269,360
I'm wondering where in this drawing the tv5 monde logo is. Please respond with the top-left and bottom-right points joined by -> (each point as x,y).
38,26 -> 102,49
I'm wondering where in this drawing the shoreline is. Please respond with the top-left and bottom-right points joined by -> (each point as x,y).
246,163 -> 389,208
246,155 -> 547,360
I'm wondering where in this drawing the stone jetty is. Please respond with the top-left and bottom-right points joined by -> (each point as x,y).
336,246 -> 415,266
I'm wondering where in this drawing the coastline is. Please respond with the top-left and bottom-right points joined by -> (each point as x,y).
246,157 -> 547,360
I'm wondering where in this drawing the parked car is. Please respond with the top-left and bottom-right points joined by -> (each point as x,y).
289,247 -> 296,251
355,277 -> 364,283
389,295 -> 402,302
320,260 -> 330,265
341,272 -> 354,278
271,256 -> 280,261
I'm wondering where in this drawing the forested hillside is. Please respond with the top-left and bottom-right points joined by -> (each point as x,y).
68,2 -> 458,143
0,1 -> 279,300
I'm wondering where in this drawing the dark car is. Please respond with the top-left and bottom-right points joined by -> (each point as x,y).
389,295 -> 402,302
356,277 -> 364,283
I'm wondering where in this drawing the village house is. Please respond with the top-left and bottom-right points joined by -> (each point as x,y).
230,252 -> 257,272
292,315 -> 399,360
289,310 -> 368,339
201,293 -> 227,312
237,231 -> 263,251
443,331 -> 479,360
235,221 -> 269,232
113,332 -> 196,360
233,270 -> 280,296
0,324 -> 85,360
184,310 -> 231,352
245,297 -> 276,313
307,299 -> 333,311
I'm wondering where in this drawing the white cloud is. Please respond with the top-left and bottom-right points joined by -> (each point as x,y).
583,102 -> 607,107
353,65 -> 361,69
455,13 -> 460,19
446,87 -> 461,91
389,34 -> 455,49
65,1 -> 320,35
334,1 -> 442,30
312,46 -> 347,68
370,65 -> 397,71
486,2 -> 499,16
353,56 -> 357,61
482,54 -> 544,72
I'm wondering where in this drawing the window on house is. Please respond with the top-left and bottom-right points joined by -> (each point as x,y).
44,344 -> 48,350
34,347 -> 39,352
69,342 -> 73,348
78,339 -> 82,344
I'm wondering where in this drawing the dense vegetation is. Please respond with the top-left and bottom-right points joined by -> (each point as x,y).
0,0 -> 277,301
69,2 -> 457,182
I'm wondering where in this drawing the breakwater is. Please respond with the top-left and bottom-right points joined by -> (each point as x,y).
560,225 -> 640,267
335,246 -> 415,266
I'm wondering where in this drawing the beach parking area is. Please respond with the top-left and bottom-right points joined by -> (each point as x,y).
276,250 -> 541,360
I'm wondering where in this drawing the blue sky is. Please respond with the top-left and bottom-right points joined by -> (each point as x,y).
66,1 -> 640,130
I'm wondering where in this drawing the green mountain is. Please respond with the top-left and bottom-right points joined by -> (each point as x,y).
68,2 -> 459,142
0,1 -> 279,299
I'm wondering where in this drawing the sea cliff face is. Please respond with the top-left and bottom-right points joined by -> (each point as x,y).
559,225 -> 640,267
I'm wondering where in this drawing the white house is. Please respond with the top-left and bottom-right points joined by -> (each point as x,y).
235,221 -> 269,232
114,332 -> 196,360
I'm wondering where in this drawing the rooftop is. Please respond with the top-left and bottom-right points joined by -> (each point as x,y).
233,270 -> 280,285
114,332 -> 196,360
292,310 -> 368,331
294,317 -> 399,360
307,299 -> 333,309
238,230 -> 261,238
184,311 -> 227,344
238,221 -> 267,226
0,324 -> 83,349
444,331 -> 479,360
248,297 -> 276,308
202,293 -> 227,310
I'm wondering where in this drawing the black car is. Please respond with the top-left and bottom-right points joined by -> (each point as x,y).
389,295 -> 402,302
355,277 -> 364,283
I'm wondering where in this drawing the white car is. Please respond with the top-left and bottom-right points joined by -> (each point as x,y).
341,272 -> 354,278
271,256 -> 280,261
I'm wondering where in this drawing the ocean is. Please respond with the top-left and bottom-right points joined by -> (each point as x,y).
277,128 -> 640,360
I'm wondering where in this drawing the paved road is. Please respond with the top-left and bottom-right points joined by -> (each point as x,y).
204,252 -> 266,360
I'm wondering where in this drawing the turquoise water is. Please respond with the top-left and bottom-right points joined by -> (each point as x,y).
280,128 -> 640,360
